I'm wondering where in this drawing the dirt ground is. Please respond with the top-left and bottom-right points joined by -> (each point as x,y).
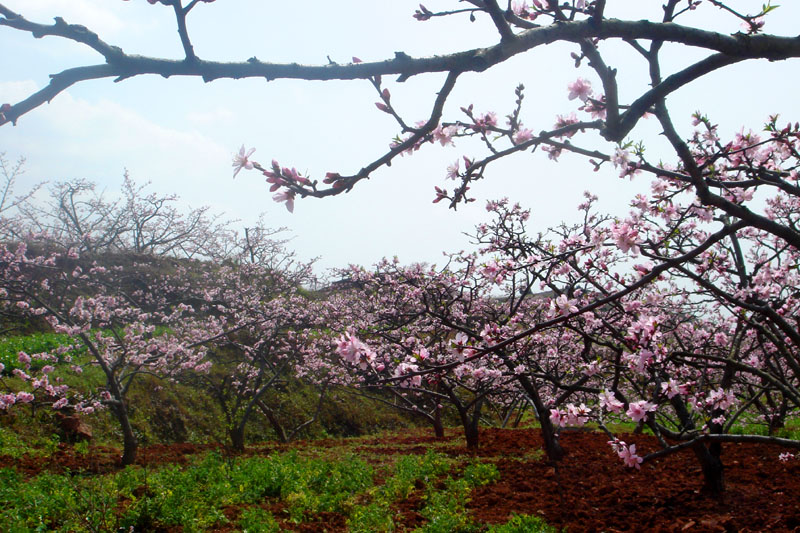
1,428 -> 798,532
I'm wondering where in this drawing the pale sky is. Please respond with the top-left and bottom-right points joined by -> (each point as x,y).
1,1 -> 798,274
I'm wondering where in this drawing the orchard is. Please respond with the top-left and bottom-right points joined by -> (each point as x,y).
1,0 -> 800,530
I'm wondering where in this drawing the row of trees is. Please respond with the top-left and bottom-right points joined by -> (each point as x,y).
3,149 -> 800,495
2,0 -> 800,497
0,157 -> 307,269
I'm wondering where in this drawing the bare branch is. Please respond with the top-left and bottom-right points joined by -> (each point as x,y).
2,7 -> 800,126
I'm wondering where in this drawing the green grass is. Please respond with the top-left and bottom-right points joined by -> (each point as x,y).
729,419 -> 800,440
0,332 -> 86,375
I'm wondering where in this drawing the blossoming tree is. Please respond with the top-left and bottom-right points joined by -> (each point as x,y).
0,243 -> 216,465
326,259 -> 522,449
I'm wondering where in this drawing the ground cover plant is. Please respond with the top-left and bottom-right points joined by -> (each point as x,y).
0,426 -> 798,531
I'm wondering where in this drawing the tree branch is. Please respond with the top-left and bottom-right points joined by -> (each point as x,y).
3,8 -> 800,126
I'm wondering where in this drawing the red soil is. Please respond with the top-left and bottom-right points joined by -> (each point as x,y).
1,428 -> 798,531
469,428 -> 800,532
0,441 -> 221,476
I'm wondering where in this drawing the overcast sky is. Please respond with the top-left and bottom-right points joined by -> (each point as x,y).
1,1 -> 798,275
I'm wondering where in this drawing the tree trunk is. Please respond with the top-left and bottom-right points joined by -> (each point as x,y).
464,423 -> 480,449
229,425 -> 246,453
113,404 -> 138,466
500,353 -> 564,462
257,400 -> 288,443
670,396 -> 725,495
692,441 -> 725,496
453,401 -> 480,449
514,374 -> 563,461
538,413 -> 564,462
432,406 -> 445,439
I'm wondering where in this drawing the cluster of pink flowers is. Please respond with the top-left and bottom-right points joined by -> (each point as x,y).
598,390 -> 624,413
609,439 -> 644,469
549,403 -> 591,427
336,331 -> 377,371
626,400 -> 657,423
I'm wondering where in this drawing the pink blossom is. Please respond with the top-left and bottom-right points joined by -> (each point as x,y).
53,397 -> 69,409
567,78 -> 593,102
565,403 -> 591,426
476,112 -> 497,129
707,388 -> 735,410
722,187 -> 754,204
16,391 -> 34,404
232,145 -> 255,178
513,128 -> 534,145
610,147 -> 630,169
551,294 -> 578,316
610,221 -> 640,255
481,260 -> 506,284
626,400 -> 656,422
608,438 -> 625,454
272,190 -> 295,213
433,125 -> 457,146
618,443 -> 643,469
661,379 -> 681,399
337,331 -> 376,370
445,160 -> 460,180
598,390 -> 624,413
549,408 -> 564,427
583,361 -> 601,376
742,16 -> 765,33
542,144 -> 562,161
0,394 -> 16,409
337,332 -> 365,363
583,98 -> 607,119
394,362 -> 422,386
554,113 -> 579,137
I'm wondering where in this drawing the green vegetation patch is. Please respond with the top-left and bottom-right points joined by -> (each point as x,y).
0,332 -> 85,375
487,513 -> 561,533
0,449 -> 373,532
414,459 -> 500,533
